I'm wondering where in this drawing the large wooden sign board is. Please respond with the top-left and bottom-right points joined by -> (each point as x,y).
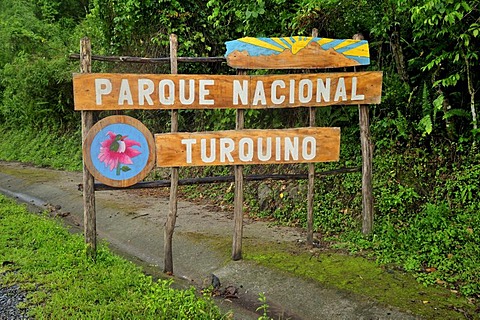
155,127 -> 340,167
74,34 -> 381,269
73,72 -> 382,110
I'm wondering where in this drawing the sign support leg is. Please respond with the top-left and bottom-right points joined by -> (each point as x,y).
359,104 -> 374,234
307,28 -> 318,247
164,34 -> 179,274
232,70 -> 246,261
80,37 -> 97,260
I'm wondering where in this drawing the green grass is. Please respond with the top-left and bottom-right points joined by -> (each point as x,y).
0,126 -> 83,171
0,194 -> 229,319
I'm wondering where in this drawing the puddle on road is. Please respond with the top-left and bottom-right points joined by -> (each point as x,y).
0,186 -> 46,208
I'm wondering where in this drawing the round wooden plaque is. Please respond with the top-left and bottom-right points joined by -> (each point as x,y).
83,115 -> 155,187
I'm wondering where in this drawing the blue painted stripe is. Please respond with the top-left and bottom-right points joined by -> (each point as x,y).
320,39 -> 344,50
335,41 -> 367,53
279,38 -> 291,48
345,56 -> 370,65
225,41 -> 280,57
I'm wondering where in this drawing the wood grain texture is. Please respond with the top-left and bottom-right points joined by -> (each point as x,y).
306,30 -> 318,246
80,37 -> 97,260
155,127 -> 340,167
232,68 -> 246,261
73,72 -> 383,110
359,104 -> 374,234
164,33 -> 179,274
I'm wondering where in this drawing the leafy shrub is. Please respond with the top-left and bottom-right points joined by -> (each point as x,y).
1,55 -> 77,128
335,145 -> 480,297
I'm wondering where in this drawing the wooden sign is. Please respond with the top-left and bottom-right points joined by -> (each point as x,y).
155,127 -> 340,167
73,72 -> 382,110
225,36 -> 369,69
83,115 -> 155,187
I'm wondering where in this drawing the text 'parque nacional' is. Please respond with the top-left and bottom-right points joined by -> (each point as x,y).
73,72 -> 382,110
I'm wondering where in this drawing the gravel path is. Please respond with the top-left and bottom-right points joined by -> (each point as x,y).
0,283 -> 29,320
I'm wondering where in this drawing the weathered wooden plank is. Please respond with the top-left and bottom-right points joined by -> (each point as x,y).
155,127 -> 340,167
73,72 -> 383,110
225,36 -> 369,69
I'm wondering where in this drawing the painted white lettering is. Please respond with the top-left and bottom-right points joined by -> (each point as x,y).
118,79 -> 133,105
138,79 -> 154,106
271,80 -> 286,105
239,138 -> 254,161
181,139 -> 197,163
334,78 -> 347,102
233,80 -> 248,105
351,77 -> 365,101
302,137 -> 316,160
284,137 -> 299,161
179,79 -> 195,105
252,81 -> 267,105
316,78 -> 331,103
219,138 -> 235,162
158,80 -> 174,105
257,137 -> 272,161
199,80 -> 214,105
200,139 -> 215,163
298,79 -> 313,104
95,79 -> 112,105
289,79 -> 295,104
275,137 -> 281,161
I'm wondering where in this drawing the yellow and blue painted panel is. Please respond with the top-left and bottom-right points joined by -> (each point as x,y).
225,36 -> 369,69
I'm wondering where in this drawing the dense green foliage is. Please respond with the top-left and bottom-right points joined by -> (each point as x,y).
0,0 -> 479,304
0,195 -> 226,318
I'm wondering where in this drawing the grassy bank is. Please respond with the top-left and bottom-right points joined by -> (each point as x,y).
0,194 -> 228,319
0,126 -> 82,171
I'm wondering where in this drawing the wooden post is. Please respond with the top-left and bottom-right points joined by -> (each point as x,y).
232,69 -> 246,261
353,32 -> 374,234
164,34 -> 179,274
307,28 -> 318,246
80,37 -> 97,260
359,104 -> 373,234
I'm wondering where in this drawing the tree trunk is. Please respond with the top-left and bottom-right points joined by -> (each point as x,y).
390,26 -> 409,86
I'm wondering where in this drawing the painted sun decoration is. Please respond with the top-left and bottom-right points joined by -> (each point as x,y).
225,36 -> 370,69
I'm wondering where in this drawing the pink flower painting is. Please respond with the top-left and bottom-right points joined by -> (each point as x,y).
98,131 -> 141,175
